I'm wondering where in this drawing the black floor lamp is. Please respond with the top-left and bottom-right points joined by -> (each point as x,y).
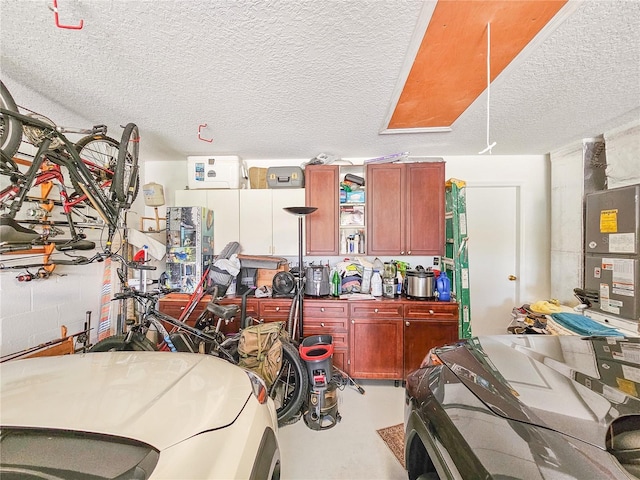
284,206 -> 317,341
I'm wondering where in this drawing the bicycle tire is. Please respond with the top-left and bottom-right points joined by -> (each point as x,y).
113,123 -> 139,206
88,334 -> 157,352
0,81 -> 23,165
71,134 -> 119,205
271,340 -> 309,426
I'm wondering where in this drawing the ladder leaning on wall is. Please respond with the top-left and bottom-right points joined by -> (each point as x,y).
443,178 -> 472,339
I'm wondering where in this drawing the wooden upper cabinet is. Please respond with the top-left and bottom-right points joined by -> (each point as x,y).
305,165 -> 339,255
366,163 -> 405,255
405,162 -> 445,256
367,162 -> 445,256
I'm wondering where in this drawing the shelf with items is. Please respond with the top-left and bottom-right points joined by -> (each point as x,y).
339,166 -> 366,255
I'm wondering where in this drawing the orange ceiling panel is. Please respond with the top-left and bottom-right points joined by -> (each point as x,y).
389,0 -> 567,129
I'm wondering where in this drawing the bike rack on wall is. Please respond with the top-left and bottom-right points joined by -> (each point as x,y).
50,0 -> 84,30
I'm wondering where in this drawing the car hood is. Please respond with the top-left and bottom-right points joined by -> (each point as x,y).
436,335 -> 640,448
0,352 -> 253,450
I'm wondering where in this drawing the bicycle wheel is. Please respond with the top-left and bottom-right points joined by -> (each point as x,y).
89,334 -> 156,352
0,81 -> 23,166
76,134 -> 119,175
72,134 -> 120,204
113,123 -> 139,206
271,340 -> 309,426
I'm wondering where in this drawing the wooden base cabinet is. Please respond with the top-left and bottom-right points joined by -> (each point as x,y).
348,302 -> 404,379
158,295 -> 459,381
158,294 -> 258,334
403,303 -> 459,378
302,300 -> 349,372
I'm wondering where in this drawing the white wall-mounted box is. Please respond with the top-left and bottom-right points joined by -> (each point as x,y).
187,155 -> 247,189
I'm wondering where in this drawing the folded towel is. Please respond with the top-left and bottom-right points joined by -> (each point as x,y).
530,300 -> 563,314
550,312 -> 624,337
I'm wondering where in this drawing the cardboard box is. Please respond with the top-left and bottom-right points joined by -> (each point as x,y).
257,264 -> 289,288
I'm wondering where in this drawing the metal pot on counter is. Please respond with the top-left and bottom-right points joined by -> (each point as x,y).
404,266 -> 436,300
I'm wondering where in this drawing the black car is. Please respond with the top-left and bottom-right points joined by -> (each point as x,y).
405,335 -> 640,479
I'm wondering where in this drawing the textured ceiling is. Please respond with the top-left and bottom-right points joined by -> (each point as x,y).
1,0 -> 639,162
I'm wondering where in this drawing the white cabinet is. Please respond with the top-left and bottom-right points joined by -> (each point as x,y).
174,190 -> 240,255
239,189 -> 304,255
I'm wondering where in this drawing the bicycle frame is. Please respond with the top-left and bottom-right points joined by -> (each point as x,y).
1,157 -> 113,213
126,292 -> 237,361
0,107 -> 129,251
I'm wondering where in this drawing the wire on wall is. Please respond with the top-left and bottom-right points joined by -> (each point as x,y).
479,22 -> 496,155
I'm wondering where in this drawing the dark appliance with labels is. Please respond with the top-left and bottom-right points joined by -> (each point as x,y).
584,184 -> 640,322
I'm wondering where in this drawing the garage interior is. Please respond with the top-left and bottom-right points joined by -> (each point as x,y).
1,0 -> 640,478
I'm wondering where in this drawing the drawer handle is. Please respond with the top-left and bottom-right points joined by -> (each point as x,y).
405,321 -> 410,327
321,307 -> 325,312
275,307 -> 280,312
374,308 -> 379,313
180,306 -> 185,310
351,320 -> 355,324
321,322 -> 325,327
429,309 -> 434,315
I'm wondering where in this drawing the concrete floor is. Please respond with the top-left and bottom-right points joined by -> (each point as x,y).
278,379 -> 407,480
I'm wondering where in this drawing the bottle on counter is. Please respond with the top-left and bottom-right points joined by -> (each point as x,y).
437,271 -> 451,301
361,267 -> 372,294
371,270 -> 383,297
331,268 -> 341,297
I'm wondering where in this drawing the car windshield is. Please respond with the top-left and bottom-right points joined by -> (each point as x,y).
0,427 -> 159,479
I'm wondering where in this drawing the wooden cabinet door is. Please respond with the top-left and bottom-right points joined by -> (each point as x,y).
367,163 -> 405,255
403,302 -> 458,378
305,165 -> 339,255
349,317 -> 403,379
405,162 -> 445,255
403,318 -> 458,378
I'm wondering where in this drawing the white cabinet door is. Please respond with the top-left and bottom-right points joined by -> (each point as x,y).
239,190 -> 273,254
272,189 -> 305,256
175,190 -> 240,255
239,189 -> 305,255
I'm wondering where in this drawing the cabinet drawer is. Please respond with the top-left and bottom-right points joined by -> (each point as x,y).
350,302 -> 403,319
158,294 -> 208,324
222,297 -> 259,318
403,302 -> 458,320
303,317 -> 348,331
259,299 -> 292,318
304,300 -> 348,318
303,329 -> 348,348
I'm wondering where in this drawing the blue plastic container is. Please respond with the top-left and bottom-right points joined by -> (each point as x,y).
437,271 -> 451,302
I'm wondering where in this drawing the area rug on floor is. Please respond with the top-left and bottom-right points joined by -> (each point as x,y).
376,423 -> 405,469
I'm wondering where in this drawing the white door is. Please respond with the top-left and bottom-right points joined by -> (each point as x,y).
465,185 -> 520,335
